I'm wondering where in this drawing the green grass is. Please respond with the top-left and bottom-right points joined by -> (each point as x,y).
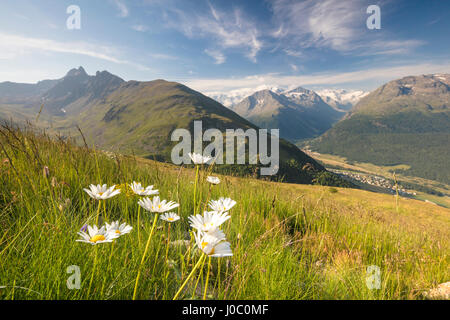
0,124 -> 449,300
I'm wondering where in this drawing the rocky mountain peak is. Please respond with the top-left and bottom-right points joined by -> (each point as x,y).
65,66 -> 88,78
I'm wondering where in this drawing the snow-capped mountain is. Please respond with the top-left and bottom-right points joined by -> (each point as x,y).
208,87 -> 369,111
315,89 -> 369,111
230,87 -> 344,142
206,85 -> 284,107
282,87 -> 327,107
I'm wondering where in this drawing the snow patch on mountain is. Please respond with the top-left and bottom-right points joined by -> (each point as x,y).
316,89 -> 369,111
206,85 -> 284,107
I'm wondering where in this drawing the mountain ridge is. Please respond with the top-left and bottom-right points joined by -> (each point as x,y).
0,67 -> 349,186
231,86 -> 344,143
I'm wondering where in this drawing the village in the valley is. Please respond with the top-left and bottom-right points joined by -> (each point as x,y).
329,169 -> 417,197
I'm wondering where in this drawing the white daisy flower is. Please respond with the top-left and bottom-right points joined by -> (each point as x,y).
160,212 -> 180,223
188,211 -> 230,233
206,176 -> 220,185
76,225 -> 119,245
194,229 -> 233,257
105,221 -> 133,236
188,152 -> 212,165
208,197 -> 236,213
83,184 -> 121,200
129,181 -> 159,196
138,196 -> 179,213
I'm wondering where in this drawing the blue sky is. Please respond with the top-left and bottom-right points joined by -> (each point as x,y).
0,0 -> 449,95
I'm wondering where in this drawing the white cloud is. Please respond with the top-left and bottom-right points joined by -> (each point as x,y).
358,39 -> 425,56
270,0 -> 362,51
184,62 -> 450,93
164,3 -> 262,63
113,0 -> 129,18
284,49 -> 303,58
269,0 -> 424,56
204,49 -> 226,64
0,32 -> 151,71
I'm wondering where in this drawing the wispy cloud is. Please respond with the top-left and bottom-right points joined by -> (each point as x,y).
112,0 -> 129,18
184,61 -> 450,93
358,39 -> 425,56
150,0 -> 423,64
269,0 -> 363,53
164,3 -> 262,63
204,49 -> 226,64
269,0 -> 424,56
290,64 -> 298,72
0,32 -> 150,71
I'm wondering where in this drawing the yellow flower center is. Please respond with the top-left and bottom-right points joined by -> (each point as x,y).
98,192 -> 104,196
115,230 -> 121,234
201,242 -> 215,255
168,218 -> 174,221
90,234 -> 106,243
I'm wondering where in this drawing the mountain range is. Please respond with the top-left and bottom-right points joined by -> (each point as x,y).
0,67 -> 347,185
208,88 -> 367,111
315,89 -> 369,111
230,87 -> 345,143
310,74 -> 450,184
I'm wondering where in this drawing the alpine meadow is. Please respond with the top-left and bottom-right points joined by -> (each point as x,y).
0,122 -> 448,300
0,0 -> 449,304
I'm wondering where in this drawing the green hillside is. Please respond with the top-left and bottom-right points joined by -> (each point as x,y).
310,74 -> 450,184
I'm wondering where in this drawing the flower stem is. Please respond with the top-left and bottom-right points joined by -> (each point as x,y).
101,241 -> 115,298
192,253 -> 207,297
193,165 -> 199,214
203,184 -> 212,213
103,200 -> 107,221
137,205 -> 141,244
214,258 -> 221,293
165,223 -> 171,262
173,254 -> 206,300
87,245 -> 98,297
203,256 -> 212,300
95,201 -> 102,225
132,213 -> 159,300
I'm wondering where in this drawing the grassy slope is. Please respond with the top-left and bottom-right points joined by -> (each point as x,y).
0,126 -> 448,300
